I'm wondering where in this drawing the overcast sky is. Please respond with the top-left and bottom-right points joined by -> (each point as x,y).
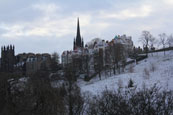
0,0 -> 173,55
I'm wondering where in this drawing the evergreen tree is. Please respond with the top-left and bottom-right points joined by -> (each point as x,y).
128,78 -> 134,88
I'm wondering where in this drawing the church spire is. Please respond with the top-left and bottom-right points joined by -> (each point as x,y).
76,18 -> 82,47
77,18 -> 81,39
73,18 -> 84,50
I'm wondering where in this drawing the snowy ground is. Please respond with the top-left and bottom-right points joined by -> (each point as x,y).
79,50 -> 173,95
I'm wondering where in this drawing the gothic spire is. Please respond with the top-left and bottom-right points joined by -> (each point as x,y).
76,18 -> 82,47
77,18 -> 81,39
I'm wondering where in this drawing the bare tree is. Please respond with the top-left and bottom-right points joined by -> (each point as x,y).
149,36 -> 157,50
64,66 -> 85,115
139,31 -> 153,57
149,36 -> 157,56
64,82 -> 84,115
83,54 -> 90,79
159,33 -> 167,56
50,52 -> 60,72
28,72 -> 66,115
167,34 -> 173,48
87,85 -> 173,115
104,46 -> 112,77
111,43 -> 125,74
93,48 -> 103,80
51,52 -> 60,64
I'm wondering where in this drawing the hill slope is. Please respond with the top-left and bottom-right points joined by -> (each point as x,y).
80,51 -> 173,95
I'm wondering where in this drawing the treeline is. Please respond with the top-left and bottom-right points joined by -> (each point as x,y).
0,71 -> 84,115
0,72 -> 173,115
138,31 -> 173,56
87,86 -> 173,115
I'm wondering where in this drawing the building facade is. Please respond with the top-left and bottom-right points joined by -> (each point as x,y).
15,53 -> 51,75
0,45 -> 52,75
62,33 -> 134,78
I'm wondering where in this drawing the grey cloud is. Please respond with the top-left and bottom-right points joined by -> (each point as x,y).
0,0 -> 173,56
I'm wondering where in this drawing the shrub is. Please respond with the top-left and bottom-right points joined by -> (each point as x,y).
143,68 -> 150,79
117,78 -> 123,89
86,85 -> 173,115
150,63 -> 156,72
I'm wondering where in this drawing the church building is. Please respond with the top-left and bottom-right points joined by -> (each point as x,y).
62,18 -> 86,67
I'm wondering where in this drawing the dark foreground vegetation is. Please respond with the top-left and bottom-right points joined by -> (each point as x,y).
87,85 -> 173,115
0,72 -> 173,115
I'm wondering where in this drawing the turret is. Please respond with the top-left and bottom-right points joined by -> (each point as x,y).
7,45 -> 9,51
10,45 -> 12,50
1,45 -> 15,72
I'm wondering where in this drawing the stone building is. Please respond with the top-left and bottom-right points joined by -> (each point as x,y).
0,45 -> 15,72
16,53 -> 51,75
61,18 -> 134,79
113,34 -> 134,56
0,44 -> 53,75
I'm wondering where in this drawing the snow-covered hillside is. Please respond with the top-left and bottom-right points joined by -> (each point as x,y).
79,51 -> 173,95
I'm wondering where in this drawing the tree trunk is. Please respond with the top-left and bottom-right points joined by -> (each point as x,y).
113,64 -> 116,75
